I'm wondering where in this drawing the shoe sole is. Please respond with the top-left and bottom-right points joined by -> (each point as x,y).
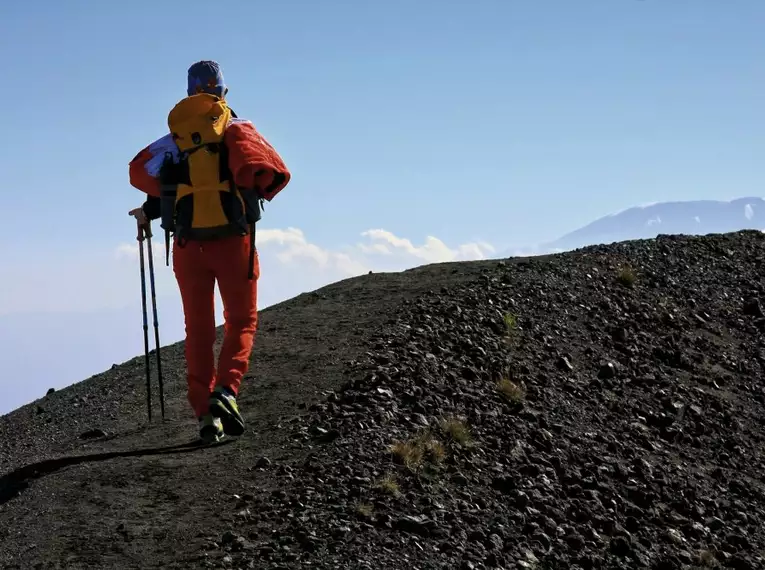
200,433 -> 224,445
209,395 -> 245,437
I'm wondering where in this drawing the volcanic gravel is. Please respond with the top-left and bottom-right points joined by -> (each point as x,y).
4,231 -> 765,570
205,231 -> 765,570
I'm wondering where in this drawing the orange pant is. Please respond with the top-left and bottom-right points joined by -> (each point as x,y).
172,233 -> 260,418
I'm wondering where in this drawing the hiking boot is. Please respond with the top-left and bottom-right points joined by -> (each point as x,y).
209,386 -> 245,436
199,414 -> 224,444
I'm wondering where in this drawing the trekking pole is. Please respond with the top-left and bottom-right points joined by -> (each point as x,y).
144,221 -> 166,421
137,220 -> 152,422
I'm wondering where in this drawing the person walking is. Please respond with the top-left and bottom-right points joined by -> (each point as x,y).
128,60 -> 291,443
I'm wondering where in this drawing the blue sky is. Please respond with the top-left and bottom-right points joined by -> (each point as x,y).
0,0 -> 762,414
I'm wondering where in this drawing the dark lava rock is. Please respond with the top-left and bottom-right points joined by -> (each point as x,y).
609,536 -> 633,557
255,457 -> 272,468
78,428 -> 108,440
597,362 -> 617,379
743,298 -> 764,318
393,515 -> 434,537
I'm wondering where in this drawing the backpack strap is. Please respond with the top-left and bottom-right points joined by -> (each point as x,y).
247,221 -> 256,280
165,230 -> 171,266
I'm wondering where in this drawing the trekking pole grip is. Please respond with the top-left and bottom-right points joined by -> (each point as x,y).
136,218 -> 153,241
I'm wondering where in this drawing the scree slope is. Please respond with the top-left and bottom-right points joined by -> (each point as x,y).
2,230 -> 765,570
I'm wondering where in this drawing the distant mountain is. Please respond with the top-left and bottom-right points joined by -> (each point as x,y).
503,197 -> 765,257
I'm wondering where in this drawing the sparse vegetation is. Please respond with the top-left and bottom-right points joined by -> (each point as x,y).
355,502 -> 374,518
502,312 -> 518,345
616,264 -> 637,288
390,439 -> 424,469
696,549 -> 718,567
503,312 -> 517,334
417,430 -> 446,463
375,474 -> 401,497
439,416 -> 472,445
389,429 -> 447,470
497,376 -> 525,403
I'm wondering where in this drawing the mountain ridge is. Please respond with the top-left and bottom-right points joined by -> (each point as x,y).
498,196 -> 765,258
550,196 -> 765,250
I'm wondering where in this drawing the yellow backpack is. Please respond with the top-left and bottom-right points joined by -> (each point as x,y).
158,93 -> 262,276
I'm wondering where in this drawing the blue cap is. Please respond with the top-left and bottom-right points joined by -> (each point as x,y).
187,60 -> 227,97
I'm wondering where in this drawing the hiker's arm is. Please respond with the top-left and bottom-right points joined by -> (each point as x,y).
224,121 -> 291,201
129,146 -> 161,197
141,195 -> 162,220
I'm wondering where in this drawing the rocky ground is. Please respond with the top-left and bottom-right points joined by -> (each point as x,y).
3,231 -> 765,569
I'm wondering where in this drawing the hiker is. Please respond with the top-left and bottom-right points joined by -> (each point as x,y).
127,60 -> 291,443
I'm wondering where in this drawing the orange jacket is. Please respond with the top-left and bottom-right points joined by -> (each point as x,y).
129,115 -> 290,217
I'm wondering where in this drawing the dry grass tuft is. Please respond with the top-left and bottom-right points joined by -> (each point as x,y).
616,265 -> 637,288
696,549 -> 718,567
375,474 -> 401,497
497,377 -> 525,403
389,429 -> 447,469
355,502 -> 374,518
439,417 -> 472,445
390,440 -> 424,469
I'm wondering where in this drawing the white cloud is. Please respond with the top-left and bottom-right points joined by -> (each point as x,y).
358,229 -> 494,264
259,228 -> 370,275
110,226 -> 494,309
114,227 -> 495,277
0,227 -> 493,318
